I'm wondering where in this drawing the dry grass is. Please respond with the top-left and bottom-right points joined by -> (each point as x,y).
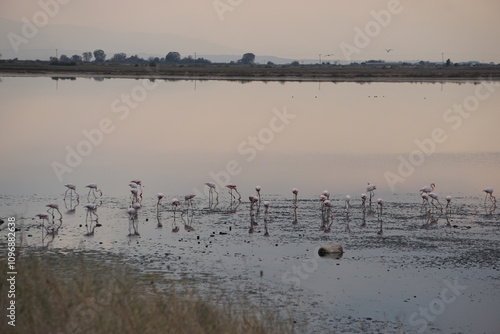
0,251 -> 295,334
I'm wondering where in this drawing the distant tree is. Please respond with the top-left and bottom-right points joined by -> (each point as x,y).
195,57 -> 211,64
49,56 -> 58,64
59,54 -> 70,63
126,55 -> 146,65
290,61 -> 300,66
71,54 -> 82,63
267,61 -> 275,65
82,52 -> 93,62
165,52 -> 181,62
445,58 -> 452,67
111,53 -> 127,62
181,55 -> 194,64
238,53 -> 255,65
93,49 -> 106,63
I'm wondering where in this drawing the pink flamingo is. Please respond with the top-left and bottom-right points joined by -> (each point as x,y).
63,183 -> 79,200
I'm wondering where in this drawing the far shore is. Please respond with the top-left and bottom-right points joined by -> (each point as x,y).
1,61 -> 500,82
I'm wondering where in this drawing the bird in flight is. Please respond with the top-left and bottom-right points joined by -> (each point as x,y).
385,49 -> 393,53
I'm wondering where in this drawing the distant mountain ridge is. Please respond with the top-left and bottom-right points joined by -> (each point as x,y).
0,18 -> 242,60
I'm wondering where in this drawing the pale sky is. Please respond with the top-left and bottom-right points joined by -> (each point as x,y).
1,0 -> 500,62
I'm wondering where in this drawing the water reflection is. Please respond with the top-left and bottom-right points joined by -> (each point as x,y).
0,77 -> 499,198
84,201 -> 100,236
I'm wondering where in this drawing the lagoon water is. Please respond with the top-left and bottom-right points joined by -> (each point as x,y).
1,76 -> 499,197
1,76 -> 499,333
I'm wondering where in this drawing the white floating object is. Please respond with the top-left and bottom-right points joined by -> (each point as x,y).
318,244 -> 344,256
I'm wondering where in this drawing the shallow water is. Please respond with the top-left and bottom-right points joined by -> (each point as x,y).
1,76 -> 500,333
2,192 -> 499,333
1,77 -> 499,196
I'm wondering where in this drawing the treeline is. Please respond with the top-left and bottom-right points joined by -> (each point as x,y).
47,50 -> 256,66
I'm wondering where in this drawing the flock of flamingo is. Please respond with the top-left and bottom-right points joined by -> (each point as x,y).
30,179 -> 497,241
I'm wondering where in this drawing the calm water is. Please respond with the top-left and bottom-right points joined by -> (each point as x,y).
1,76 -> 499,333
1,76 -> 499,197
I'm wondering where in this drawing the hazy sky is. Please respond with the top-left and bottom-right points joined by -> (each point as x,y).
1,0 -> 500,61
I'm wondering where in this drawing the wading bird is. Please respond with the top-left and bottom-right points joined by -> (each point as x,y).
344,195 -> 351,213
226,184 -> 241,202
130,188 -> 139,204
292,188 -> 299,224
377,198 -> 384,236
127,207 -> 139,236
322,190 -> 330,199
255,186 -> 262,211
428,192 -> 442,211
156,193 -> 164,227
130,180 -> 143,199
366,183 -> 376,203
420,183 -> 435,194
323,200 -> 333,233
205,182 -> 219,204
263,201 -> 270,237
248,195 -> 259,233
171,198 -> 180,232
63,183 -> 79,200
483,187 -> 496,204
85,183 -> 102,200
36,213 -> 50,226
46,203 -> 62,220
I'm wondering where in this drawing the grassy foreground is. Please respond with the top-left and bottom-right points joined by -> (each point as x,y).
0,250 -> 294,334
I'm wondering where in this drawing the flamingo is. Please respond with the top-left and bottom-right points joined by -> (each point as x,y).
483,187 -> 496,204
444,196 -> 452,213
361,193 -> 367,206
420,183 -> 435,194
366,183 -> 377,203
130,180 -> 143,201
63,183 -> 79,200
428,192 -> 442,211
226,184 -> 241,202
360,194 -> 367,228
157,193 -> 164,206
205,182 -> 219,204
377,198 -> 384,236
127,207 -> 139,236
46,203 -> 62,220
292,188 -> 299,224
83,203 -> 99,234
323,200 -> 333,233
344,195 -> 351,213
130,188 -> 139,203
156,192 -> 164,220
249,195 -> 259,230
85,183 -> 102,200
183,194 -> 196,226
35,213 -> 50,226
255,186 -> 262,211
263,201 -> 270,237
319,195 -> 327,229
171,198 -> 180,232
322,190 -> 330,199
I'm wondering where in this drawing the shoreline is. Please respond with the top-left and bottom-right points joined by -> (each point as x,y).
2,71 -> 498,83
1,62 -> 500,83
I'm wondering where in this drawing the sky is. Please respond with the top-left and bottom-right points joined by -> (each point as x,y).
1,0 -> 500,62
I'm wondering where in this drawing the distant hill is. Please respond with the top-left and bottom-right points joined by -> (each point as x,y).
0,18 -> 241,60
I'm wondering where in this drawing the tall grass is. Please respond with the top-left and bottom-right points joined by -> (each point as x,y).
0,250 -> 295,334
